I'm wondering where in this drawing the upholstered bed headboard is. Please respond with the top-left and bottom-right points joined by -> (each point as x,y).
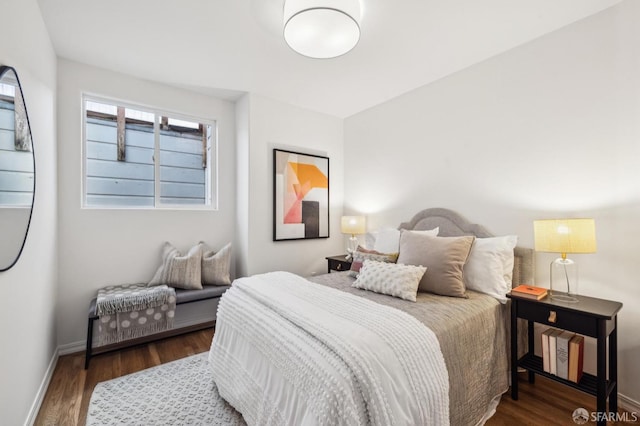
398,208 -> 534,286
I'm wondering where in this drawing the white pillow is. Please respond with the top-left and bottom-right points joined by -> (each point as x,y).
364,231 -> 377,250
372,227 -> 439,253
409,227 -> 440,236
463,235 -> 517,303
352,259 -> 426,302
373,228 -> 400,253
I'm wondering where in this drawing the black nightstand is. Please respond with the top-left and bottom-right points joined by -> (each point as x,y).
508,291 -> 622,426
325,254 -> 352,273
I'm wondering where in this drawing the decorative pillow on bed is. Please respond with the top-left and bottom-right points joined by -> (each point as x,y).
201,242 -> 232,286
349,246 -> 398,277
352,260 -> 426,302
463,235 -> 517,303
148,242 -> 203,290
397,232 -> 475,298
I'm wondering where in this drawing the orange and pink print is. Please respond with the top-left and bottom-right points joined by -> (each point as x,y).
274,149 -> 329,240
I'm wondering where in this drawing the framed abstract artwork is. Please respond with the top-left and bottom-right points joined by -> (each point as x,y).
273,149 -> 330,241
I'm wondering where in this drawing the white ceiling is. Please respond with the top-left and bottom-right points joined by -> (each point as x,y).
37,0 -> 621,118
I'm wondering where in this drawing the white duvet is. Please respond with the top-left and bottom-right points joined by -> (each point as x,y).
209,271 -> 450,425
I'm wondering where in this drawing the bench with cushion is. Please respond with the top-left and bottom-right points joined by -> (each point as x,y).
85,284 -> 230,369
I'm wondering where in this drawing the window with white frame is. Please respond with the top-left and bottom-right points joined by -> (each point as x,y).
82,96 -> 216,208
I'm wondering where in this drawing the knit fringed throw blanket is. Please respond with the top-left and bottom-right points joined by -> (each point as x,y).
95,284 -> 176,346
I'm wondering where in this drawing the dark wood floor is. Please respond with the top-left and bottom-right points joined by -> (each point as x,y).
486,376 -> 627,426
35,329 -> 626,425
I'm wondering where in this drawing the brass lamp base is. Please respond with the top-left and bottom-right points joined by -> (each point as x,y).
347,234 -> 359,256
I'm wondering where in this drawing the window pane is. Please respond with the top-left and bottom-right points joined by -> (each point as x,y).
159,116 -> 209,205
83,96 -> 215,209
0,86 -> 34,207
0,82 -> 16,97
167,117 -> 199,129
85,100 -> 155,207
86,100 -> 116,116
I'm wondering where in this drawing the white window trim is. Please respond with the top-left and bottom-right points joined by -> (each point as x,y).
81,93 -> 219,211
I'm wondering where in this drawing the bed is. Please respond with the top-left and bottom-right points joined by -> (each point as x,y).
209,208 -> 533,425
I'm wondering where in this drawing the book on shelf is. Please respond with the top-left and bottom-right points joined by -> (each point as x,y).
549,329 -> 563,375
510,284 -> 548,300
568,335 -> 585,383
541,328 -> 557,373
556,331 -> 574,380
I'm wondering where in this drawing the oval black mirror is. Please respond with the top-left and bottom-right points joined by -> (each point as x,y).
0,66 -> 35,271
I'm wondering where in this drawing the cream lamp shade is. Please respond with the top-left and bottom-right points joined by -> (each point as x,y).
283,0 -> 361,59
534,218 -> 597,258
533,218 -> 596,303
341,215 -> 366,235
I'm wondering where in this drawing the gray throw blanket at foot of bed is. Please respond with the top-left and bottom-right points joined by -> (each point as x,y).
95,283 -> 176,346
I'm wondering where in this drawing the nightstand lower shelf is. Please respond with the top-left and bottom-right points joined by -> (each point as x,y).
518,354 -> 615,397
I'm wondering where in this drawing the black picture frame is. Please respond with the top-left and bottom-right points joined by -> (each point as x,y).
273,148 -> 329,241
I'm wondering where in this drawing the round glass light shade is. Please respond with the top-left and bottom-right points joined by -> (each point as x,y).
284,1 -> 361,59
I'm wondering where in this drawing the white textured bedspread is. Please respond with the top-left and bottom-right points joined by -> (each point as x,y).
209,271 -> 450,426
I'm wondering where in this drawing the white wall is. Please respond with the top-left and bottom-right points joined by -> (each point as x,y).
344,1 -> 640,404
235,94 -> 250,277
0,0 -> 58,424
239,94 -> 344,277
56,59 -> 236,347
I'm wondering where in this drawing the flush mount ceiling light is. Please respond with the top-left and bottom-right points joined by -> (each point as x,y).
284,0 -> 361,59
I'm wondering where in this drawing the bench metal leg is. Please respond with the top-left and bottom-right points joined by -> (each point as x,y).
85,317 -> 94,369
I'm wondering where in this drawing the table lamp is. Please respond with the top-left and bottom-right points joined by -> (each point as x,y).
341,216 -> 366,259
534,218 -> 596,303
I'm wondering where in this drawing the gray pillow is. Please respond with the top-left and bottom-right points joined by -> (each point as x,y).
202,242 -> 232,286
148,242 -> 203,290
397,232 -> 475,298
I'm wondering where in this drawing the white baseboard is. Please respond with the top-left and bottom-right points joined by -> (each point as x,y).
619,393 -> 640,414
24,347 -> 59,426
58,340 -> 86,356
